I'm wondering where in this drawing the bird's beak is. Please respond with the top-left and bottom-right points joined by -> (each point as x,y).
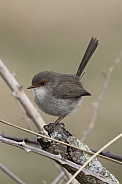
27,85 -> 35,89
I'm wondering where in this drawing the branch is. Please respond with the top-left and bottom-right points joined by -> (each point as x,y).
38,122 -> 119,184
0,59 -> 45,130
81,50 -> 122,141
66,132 -> 121,184
1,118 -> 121,165
0,163 -> 26,184
1,134 -> 122,162
0,135 -> 119,184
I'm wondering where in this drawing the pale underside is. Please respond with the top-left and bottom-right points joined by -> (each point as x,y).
32,87 -> 83,117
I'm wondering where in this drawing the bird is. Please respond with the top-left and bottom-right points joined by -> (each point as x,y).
27,37 -> 99,124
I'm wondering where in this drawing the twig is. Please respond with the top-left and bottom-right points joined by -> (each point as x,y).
1,118 -> 122,165
51,171 -> 65,184
1,134 -> 122,162
0,136 -> 119,184
0,59 -> 45,130
0,136 -> 117,184
61,169 -> 78,184
81,50 -> 122,141
0,163 -> 26,184
51,168 -> 76,184
66,132 -> 122,184
0,136 -> 85,171
91,149 -> 122,162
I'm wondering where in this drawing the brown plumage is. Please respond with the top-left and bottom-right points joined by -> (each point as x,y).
27,37 -> 99,123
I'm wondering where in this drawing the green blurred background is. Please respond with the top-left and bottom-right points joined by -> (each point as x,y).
0,0 -> 122,183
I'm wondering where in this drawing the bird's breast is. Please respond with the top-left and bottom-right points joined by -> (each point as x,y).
32,87 -> 82,117
32,87 -> 46,105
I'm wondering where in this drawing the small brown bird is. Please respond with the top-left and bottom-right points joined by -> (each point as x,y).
27,37 -> 99,123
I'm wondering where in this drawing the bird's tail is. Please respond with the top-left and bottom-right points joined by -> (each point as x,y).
76,37 -> 99,77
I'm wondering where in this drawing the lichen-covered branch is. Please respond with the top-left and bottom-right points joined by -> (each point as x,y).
1,134 -> 122,162
37,122 -> 119,184
0,133 -> 119,184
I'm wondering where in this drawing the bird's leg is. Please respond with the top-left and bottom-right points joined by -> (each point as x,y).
54,116 -> 65,125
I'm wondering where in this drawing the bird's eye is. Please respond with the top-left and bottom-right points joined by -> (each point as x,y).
40,81 -> 45,86
38,80 -> 47,87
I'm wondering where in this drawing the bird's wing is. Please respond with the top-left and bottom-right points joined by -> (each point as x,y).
52,78 -> 91,99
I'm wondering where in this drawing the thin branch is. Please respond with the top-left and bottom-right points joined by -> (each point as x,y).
0,59 -> 45,130
61,169 -> 78,184
81,50 -> 122,141
1,118 -> 122,165
92,149 -> 122,162
51,171 -> 66,184
0,136 -> 119,184
1,134 -> 119,163
66,132 -> 122,184
0,163 -> 26,184
1,135 -> 122,162
51,167 -> 77,184
0,136 -> 84,171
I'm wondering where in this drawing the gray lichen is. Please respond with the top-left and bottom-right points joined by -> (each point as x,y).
37,122 -> 119,184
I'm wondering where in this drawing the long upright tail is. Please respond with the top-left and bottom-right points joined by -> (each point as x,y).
76,37 -> 99,77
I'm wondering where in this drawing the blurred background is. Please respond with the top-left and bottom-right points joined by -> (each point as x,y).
0,0 -> 122,183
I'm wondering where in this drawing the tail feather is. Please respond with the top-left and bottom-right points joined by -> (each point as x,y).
76,37 -> 99,77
